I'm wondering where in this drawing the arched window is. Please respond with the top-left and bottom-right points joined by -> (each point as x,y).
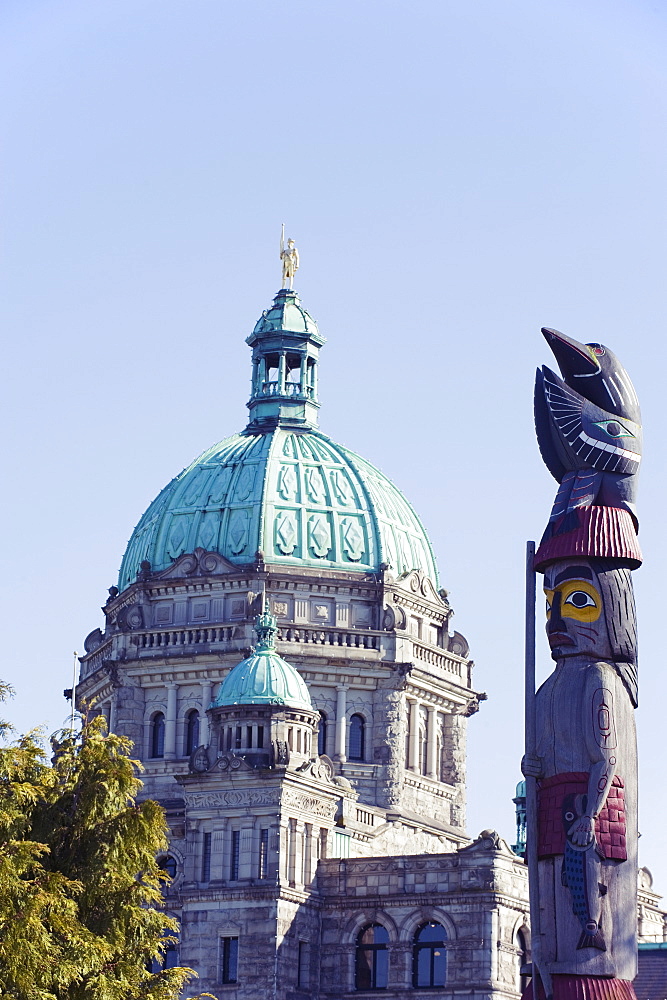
151,713 -> 165,759
150,930 -> 179,972
318,712 -> 327,756
185,710 -> 200,756
355,923 -> 389,990
348,714 -> 365,761
158,855 -> 177,880
413,921 -> 447,987
517,928 -> 529,995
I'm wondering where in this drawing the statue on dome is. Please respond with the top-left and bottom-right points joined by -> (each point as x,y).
280,224 -> 299,289
523,328 -> 641,1000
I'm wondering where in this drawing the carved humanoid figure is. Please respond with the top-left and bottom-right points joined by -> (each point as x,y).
529,558 -> 637,979
524,328 -> 641,999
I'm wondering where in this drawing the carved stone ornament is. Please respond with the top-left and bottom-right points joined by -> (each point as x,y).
294,754 -> 335,783
189,745 -> 211,773
84,628 -> 104,653
281,787 -> 337,819
187,788 -> 279,809
275,511 -> 298,555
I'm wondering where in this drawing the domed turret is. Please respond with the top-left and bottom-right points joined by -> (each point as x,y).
208,606 -> 319,770
212,606 -> 312,712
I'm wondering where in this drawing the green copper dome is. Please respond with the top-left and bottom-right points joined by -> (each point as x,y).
117,288 -> 439,591
212,607 -> 312,711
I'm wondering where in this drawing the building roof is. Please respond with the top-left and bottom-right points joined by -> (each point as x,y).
117,288 -> 438,592
211,607 -> 313,711
635,944 -> 667,1000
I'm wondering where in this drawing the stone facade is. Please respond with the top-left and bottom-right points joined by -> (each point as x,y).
77,549 -> 532,998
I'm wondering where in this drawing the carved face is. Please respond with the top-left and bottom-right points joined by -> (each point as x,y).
543,559 -> 613,661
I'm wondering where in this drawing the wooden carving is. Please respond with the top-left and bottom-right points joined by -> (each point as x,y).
523,329 -> 641,1000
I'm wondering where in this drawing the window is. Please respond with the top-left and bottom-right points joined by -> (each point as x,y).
297,941 -> 309,988
257,725 -> 264,748
158,854 -> 177,880
221,936 -> 238,984
230,830 -> 240,880
413,922 -> 447,988
355,923 -> 389,990
349,714 -> 365,761
151,713 -> 165,758
419,723 -> 428,776
517,928 -> 529,994
185,710 -> 200,756
201,832 -> 212,882
259,829 -> 269,878
318,712 -> 327,756
150,929 -> 179,972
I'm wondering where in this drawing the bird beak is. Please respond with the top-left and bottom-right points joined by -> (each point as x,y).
541,327 -> 601,379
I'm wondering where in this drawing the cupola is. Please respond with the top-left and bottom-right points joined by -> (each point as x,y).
245,289 -> 325,431
208,606 -> 319,769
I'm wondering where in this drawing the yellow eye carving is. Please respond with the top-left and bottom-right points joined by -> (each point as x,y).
564,590 -> 596,610
558,580 -> 601,622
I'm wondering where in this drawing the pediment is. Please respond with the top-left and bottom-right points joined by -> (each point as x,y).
393,569 -> 447,608
156,548 -> 239,580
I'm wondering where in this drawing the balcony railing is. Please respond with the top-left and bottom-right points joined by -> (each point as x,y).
257,381 -> 313,399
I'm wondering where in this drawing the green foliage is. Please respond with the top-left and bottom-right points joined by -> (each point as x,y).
0,689 -> 214,1000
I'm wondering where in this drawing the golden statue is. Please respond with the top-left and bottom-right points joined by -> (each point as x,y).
280,224 -> 299,289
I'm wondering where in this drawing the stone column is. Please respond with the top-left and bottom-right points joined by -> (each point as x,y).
164,683 -> 178,759
426,706 -> 439,779
299,354 -> 307,395
335,686 -> 347,762
108,695 -> 117,735
408,698 -> 420,772
278,353 -> 286,394
200,681 -> 212,746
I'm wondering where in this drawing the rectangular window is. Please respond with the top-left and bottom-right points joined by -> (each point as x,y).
297,941 -> 309,988
246,725 -> 253,747
221,936 -> 238,984
226,727 -> 232,751
230,830 -> 240,880
259,828 -> 269,879
257,725 -> 264,748
201,831 -> 212,882
235,726 -> 242,749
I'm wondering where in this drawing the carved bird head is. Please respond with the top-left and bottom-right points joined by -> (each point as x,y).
535,329 -> 642,480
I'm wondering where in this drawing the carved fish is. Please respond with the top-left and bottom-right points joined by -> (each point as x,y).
560,792 -> 607,951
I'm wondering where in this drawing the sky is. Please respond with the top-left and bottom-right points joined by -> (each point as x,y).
2,0 -> 667,891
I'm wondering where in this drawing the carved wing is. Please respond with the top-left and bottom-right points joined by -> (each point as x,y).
542,368 -> 641,476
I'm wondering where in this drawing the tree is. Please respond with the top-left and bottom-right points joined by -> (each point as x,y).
0,686 -> 213,1000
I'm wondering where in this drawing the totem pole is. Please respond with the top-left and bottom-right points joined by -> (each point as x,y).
523,328 -> 641,1000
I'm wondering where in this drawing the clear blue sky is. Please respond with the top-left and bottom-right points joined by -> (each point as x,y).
2,0 -> 667,890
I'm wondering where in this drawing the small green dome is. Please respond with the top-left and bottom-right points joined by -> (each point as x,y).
118,427 -> 438,591
212,608 -> 312,711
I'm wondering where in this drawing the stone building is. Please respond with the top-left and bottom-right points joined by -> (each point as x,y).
77,283 -> 532,997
